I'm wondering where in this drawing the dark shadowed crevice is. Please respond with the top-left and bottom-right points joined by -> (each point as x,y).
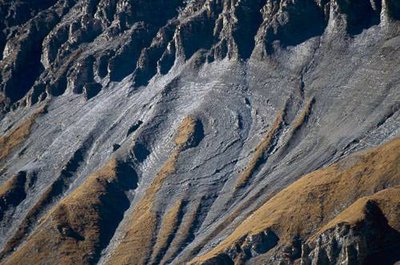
96,52 -> 113,79
249,230 -> 280,255
133,141 -> 150,162
362,201 -> 400,265
48,75 -> 68,96
0,34 -> 5,61
0,0 -> 58,32
177,9 -> 219,60
387,0 -> 400,20
4,44 -> 44,103
265,0 -> 327,54
91,162 -> 139,264
127,120 -> 143,137
201,254 -> 234,265
0,171 -> 27,221
0,137 -> 94,257
1,0 -> 77,103
108,24 -> 153,82
69,55 -> 96,95
29,84 -> 46,105
84,82 -> 102,100
336,0 -> 381,35
158,41 -> 177,75
108,0 -> 184,83
232,0 -> 265,59
184,118 -> 205,149
133,23 -> 178,87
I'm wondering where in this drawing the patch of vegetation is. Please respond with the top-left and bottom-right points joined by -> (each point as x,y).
150,199 -> 184,264
109,116 -> 203,265
193,137 -> 400,263
235,113 -> 283,189
0,104 -> 47,161
3,159 -> 138,265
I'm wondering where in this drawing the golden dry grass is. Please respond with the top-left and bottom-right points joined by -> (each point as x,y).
291,97 -> 314,132
276,98 -> 314,157
0,105 -> 46,161
3,159 -> 120,265
2,158 -> 121,257
150,199 -> 184,264
107,153 -> 178,265
175,116 -> 197,147
0,173 -> 26,215
316,185 -> 400,238
3,177 -> 72,255
0,175 -> 20,198
192,137 -> 400,263
161,201 -> 201,264
235,113 -> 283,189
108,116 -> 198,265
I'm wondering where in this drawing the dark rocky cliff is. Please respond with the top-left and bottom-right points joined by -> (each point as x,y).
1,0 -> 399,109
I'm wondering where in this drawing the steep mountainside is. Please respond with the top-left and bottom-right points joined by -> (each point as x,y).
0,0 -> 400,264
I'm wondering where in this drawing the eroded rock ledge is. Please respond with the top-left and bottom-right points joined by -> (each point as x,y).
0,0 -> 399,112
193,138 -> 400,265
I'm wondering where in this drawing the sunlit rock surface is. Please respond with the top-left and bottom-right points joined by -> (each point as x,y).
0,0 -> 400,264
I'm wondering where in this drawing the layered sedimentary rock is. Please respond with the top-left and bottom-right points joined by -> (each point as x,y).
0,0 -> 400,264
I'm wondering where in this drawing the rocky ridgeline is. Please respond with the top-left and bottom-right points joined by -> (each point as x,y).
202,203 -> 400,265
0,0 -> 399,112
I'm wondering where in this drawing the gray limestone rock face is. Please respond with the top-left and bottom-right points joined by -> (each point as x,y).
0,0 -> 400,264
301,201 -> 400,265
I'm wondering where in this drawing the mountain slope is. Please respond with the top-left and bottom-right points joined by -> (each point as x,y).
0,0 -> 400,264
192,137 -> 400,264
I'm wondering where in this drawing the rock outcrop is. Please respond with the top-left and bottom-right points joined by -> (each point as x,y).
1,0 -> 399,111
193,138 -> 400,264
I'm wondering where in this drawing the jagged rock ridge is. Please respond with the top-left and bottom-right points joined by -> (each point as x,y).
1,0 -> 399,109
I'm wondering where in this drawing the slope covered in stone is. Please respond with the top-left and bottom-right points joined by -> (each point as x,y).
0,0 -> 399,264
193,137 -> 400,264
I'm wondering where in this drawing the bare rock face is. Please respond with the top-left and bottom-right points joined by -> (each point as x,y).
1,0 -> 398,110
215,229 -> 280,264
301,201 -> 400,265
0,0 -> 400,264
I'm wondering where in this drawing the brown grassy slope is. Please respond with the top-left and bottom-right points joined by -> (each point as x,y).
193,137 -> 400,263
3,159 -> 135,265
0,173 -> 27,219
235,113 -> 283,189
0,175 -> 23,198
290,97 -> 314,132
0,105 -> 46,161
160,200 -> 202,264
2,179 -> 71,256
175,116 -> 198,146
150,199 -> 184,264
316,186 -> 400,237
108,116 -> 199,265
106,153 -> 176,265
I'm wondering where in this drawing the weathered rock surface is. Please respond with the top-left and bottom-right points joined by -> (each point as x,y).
0,0 -> 400,264
192,137 -> 400,265
300,186 -> 400,265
